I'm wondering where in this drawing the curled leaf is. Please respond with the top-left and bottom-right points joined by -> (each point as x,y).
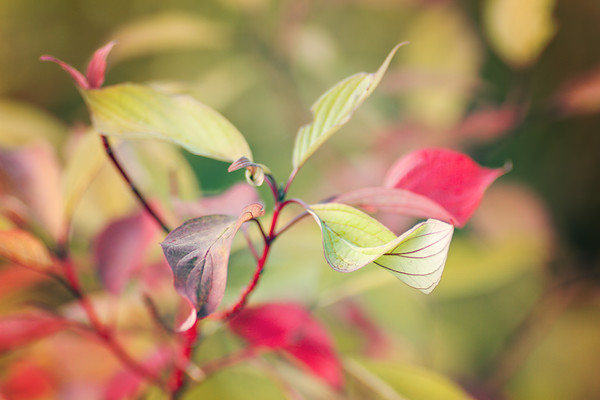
160,204 -> 264,319
229,303 -> 343,389
0,229 -> 53,270
292,43 -> 406,170
308,203 -> 453,294
228,157 -> 268,187
81,83 -> 253,163
383,148 -> 507,227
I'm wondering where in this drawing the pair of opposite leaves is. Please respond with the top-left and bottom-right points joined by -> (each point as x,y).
42,43 -> 505,322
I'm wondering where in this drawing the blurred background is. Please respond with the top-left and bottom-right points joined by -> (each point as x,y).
1,0 -> 599,399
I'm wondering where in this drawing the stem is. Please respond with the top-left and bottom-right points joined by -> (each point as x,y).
169,324 -> 199,398
284,168 -> 298,196
100,135 -> 170,234
59,254 -> 165,387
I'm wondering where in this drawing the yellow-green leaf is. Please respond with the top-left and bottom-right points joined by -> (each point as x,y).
308,203 -> 453,294
292,43 -> 405,170
81,83 -> 252,163
484,0 -> 557,68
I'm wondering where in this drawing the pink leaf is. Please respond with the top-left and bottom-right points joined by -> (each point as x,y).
174,182 -> 260,220
39,55 -> 89,89
383,148 -> 506,227
85,41 -> 117,89
0,360 -> 56,399
0,312 -> 66,353
94,210 -> 160,295
229,303 -> 344,389
0,143 -> 65,240
161,204 -> 264,319
334,187 -> 454,223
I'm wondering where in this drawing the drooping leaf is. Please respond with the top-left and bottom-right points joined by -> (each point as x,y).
160,204 -> 264,319
229,302 -> 343,389
95,211 -> 161,295
308,203 -> 453,294
228,156 -> 268,187
81,83 -> 253,163
0,229 -> 53,270
484,0 -> 557,68
292,43 -> 406,170
383,148 -> 506,227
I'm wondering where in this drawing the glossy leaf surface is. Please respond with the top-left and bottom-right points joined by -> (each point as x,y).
160,204 -> 264,319
81,83 -> 252,163
292,43 -> 405,169
309,203 -> 453,293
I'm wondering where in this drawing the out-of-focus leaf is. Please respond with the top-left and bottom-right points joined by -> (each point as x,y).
346,358 -> 473,400
484,0 -> 557,68
108,12 -> 230,63
62,130 -> 106,222
0,229 -> 53,270
95,210 -> 161,295
383,148 -> 506,227
0,143 -> 65,240
0,265 -> 48,300
0,311 -> 66,353
174,182 -> 259,220
334,187 -> 454,224
292,43 -> 405,170
229,302 -> 343,389
308,203 -> 454,294
81,83 -> 253,163
396,5 -> 482,128
0,99 -> 67,148
556,66 -> 600,116
0,360 -> 56,400
161,204 -> 264,320
104,347 -> 172,400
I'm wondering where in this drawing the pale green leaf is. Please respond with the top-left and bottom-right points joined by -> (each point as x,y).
81,83 -> 252,163
292,43 -> 406,169
308,203 -> 453,294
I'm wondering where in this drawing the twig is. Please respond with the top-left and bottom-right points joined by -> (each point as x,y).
100,135 -> 171,234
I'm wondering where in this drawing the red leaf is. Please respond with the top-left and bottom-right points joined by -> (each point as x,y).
85,41 -> 117,89
0,312 -> 66,353
161,204 -> 264,319
95,210 -> 160,295
383,148 -> 506,227
229,303 -> 344,389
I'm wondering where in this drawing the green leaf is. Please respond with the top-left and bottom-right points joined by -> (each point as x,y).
292,43 -> 406,170
308,203 -> 453,294
81,83 -> 252,163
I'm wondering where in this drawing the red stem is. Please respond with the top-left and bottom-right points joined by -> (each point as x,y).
100,135 -> 171,234
169,324 -> 199,397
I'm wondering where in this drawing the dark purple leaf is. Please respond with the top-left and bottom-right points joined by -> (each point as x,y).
160,204 -> 264,319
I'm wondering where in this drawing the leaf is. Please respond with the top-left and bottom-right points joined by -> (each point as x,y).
556,66 -> 600,116
229,302 -> 343,389
484,0 -> 557,68
0,143 -> 65,240
0,229 -> 53,270
228,156 -> 268,187
174,182 -> 260,220
292,43 -> 406,170
334,187 -> 454,224
95,210 -> 161,295
0,360 -> 56,399
383,148 -> 507,227
346,359 -> 474,400
308,203 -> 453,294
0,311 -> 66,353
160,204 -> 264,319
80,83 -> 253,163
